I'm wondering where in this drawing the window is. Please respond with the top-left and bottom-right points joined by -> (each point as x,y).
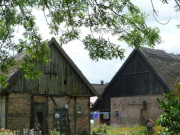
64,80 -> 67,85
77,105 -> 82,113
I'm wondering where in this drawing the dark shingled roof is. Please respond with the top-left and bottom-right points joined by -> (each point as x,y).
140,47 -> 180,88
92,83 -> 107,95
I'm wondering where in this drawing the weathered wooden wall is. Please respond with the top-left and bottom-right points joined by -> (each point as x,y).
7,43 -> 93,96
94,51 -> 167,111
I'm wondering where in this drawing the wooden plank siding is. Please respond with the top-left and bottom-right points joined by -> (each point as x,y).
93,50 -> 167,111
6,43 -> 93,96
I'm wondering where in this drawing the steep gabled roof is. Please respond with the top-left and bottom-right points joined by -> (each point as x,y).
92,47 -> 180,110
0,38 -> 100,98
49,38 -> 100,98
140,47 -> 180,88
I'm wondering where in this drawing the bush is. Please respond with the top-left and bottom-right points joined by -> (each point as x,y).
156,83 -> 180,134
92,124 -> 109,134
153,126 -> 165,135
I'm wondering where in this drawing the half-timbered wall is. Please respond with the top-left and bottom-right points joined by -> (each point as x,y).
48,96 -> 90,134
6,94 -> 90,134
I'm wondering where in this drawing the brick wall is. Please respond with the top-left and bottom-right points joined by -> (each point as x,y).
76,97 -> 90,134
6,94 -> 90,134
111,95 -> 162,126
48,96 -> 90,134
7,93 -> 31,130
48,96 -> 74,132
0,96 -> 6,128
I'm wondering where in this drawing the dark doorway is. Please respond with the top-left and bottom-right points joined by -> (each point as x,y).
31,102 -> 46,134
36,112 -> 44,131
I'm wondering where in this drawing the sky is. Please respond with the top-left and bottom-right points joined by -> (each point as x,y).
16,0 -> 180,84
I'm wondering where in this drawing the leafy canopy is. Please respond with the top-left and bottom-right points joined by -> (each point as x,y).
0,0 -> 162,88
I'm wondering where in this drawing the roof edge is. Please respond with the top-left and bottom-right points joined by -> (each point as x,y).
137,49 -> 171,90
92,49 -> 137,110
49,38 -> 101,98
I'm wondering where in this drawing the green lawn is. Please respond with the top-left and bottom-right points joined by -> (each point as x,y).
91,124 -> 148,135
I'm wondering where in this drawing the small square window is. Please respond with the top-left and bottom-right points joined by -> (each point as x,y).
77,105 -> 82,113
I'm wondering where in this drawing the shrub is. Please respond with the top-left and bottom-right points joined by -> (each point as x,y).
153,126 -> 165,135
92,124 -> 109,134
156,83 -> 180,134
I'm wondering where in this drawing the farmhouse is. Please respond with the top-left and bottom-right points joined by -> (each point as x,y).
92,47 -> 180,126
0,38 -> 100,134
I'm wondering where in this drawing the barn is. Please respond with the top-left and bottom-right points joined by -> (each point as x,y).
0,38 -> 100,134
92,47 -> 180,126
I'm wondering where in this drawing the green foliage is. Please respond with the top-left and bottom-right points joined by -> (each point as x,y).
0,75 -> 8,88
92,124 -> 147,135
83,35 -> 125,60
153,126 -> 165,135
50,129 -> 64,135
92,124 -> 109,134
141,100 -> 147,112
0,0 -> 162,87
178,82 -> 180,90
156,84 -> 180,135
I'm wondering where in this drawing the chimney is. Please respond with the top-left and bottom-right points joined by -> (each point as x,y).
101,80 -> 104,85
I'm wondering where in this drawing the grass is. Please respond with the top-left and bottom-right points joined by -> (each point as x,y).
91,124 -> 147,135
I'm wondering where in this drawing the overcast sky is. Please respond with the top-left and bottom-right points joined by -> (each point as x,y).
16,0 -> 180,84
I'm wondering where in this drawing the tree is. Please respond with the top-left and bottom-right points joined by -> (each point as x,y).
0,0 -> 163,88
156,83 -> 180,135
